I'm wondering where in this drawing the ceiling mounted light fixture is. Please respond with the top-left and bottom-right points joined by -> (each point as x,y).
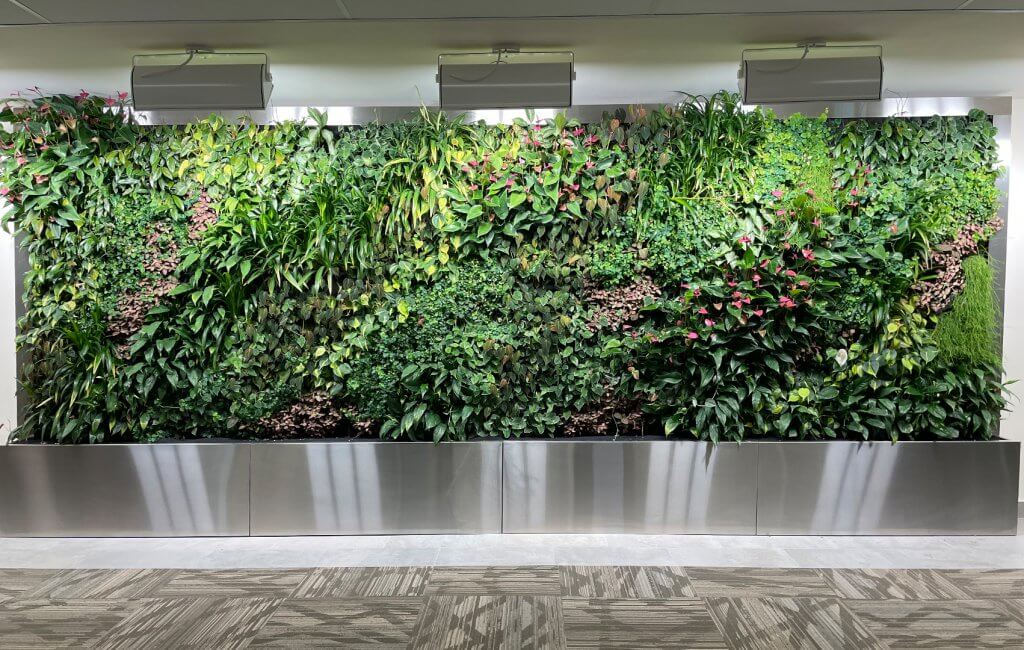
437,48 -> 574,111
131,50 -> 273,111
739,43 -> 883,105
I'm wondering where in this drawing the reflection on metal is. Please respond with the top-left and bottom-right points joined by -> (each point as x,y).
755,441 -> 1021,535
249,441 -> 502,535
132,96 -> 1011,126
0,439 -> 1017,536
502,440 -> 758,534
0,444 -> 250,536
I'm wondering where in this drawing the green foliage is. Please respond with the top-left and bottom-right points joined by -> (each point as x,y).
0,90 -> 1008,443
934,255 -> 999,365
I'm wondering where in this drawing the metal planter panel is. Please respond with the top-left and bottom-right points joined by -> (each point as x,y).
502,440 -> 758,534
249,441 -> 502,535
756,440 -> 1020,535
0,444 -> 251,537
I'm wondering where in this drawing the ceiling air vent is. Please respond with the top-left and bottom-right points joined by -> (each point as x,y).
438,49 -> 574,111
739,44 -> 883,104
131,51 -> 273,111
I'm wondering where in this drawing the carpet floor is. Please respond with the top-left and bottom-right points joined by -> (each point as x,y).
1,566 -> 1023,648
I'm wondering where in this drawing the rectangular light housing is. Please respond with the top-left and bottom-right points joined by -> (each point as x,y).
131,52 -> 273,111
740,45 -> 883,104
438,51 -> 574,111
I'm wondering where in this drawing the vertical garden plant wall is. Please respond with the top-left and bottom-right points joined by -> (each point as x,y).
0,93 -> 1007,443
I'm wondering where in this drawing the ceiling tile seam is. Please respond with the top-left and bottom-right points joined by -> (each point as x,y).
7,0 -> 48,22
956,0 -> 977,7
334,0 -> 352,19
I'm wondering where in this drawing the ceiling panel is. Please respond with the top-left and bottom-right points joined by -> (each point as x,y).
340,0 -> 965,19
0,1 -> 44,24
963,0 -> 1024,8
18,0 -> 346,23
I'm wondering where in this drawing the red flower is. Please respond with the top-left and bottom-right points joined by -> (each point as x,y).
75,90 -> 89,101
118,91 -> 129,101
692,286 -> 702,297
104,97 -> 116,107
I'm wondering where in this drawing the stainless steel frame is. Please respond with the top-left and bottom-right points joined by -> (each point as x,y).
0,439 -> 1017,536
132,96 -> 1012,126
502,440 -> 758,534
755,441 -> 1021,535
0,443 -> 250,537
249,441 -> 502,535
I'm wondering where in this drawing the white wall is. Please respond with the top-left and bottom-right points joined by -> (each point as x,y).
1001,98 -> 1024,501
0,206 -> 16,444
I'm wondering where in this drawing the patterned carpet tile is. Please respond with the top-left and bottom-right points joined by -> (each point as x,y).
943,569 -> 1024,599
562,598 -> 726,649
0,598 -> 137,648
292,566 -> 431,598
426,567 -> 562,595
705,596 -> 886,650
847,599 -> 1024,648
410,594 -> 565,649
686,567 -> 835,597
818,568 -> 973,600
151,569 -> 307,597
560,565 -> 695,598
0,569 -> 60,602
23,569 -> 176,600
249,598 -> 422,648
92,596 -> 283,650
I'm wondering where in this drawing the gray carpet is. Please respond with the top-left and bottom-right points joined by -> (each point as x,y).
1,566 -> 1023,648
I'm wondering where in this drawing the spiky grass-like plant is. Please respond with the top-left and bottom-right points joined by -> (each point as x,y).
934,254 -> 998,365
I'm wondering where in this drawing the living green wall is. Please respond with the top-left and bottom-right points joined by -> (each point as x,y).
0,92 -> 1007,443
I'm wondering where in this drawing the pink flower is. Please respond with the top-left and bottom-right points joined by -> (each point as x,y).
687,331 -> 698,340
698,307 -> 708,315
462,166 -> 472,173
778,296 -> 796,309
680,282 -> 689,289
812,218 -> 821,227
785,269 -> 797,277
468,160 -> 479,167
889,223 -> 899,234
505,178 -> 514,188
692,287 -> 702,297
15,156 -> 27,166
704,318 -> 716,327
104,97 -> 116,107
776,209 -> 786,216
752,274 -> 761,283
33,174 -> 47,184
585,160 -> 595,169
771,189 -> 783,198
75,90 -> 89,101
759,259 -> 771,270
850,188 -> 859,196
798,280 -> 810,288
806,189 -> 816,197
738,235 -> 752,245
801,248 -> 815,261
731,300 -> 743,309
0,187 -> 9,196
118,91 -> 129,100
572,127 -> 585,136
727,281 -> 738,288
731,291 -> 742,299
468,184 -> 478,191
752,309 -> 764,317
533,123 -> 543,131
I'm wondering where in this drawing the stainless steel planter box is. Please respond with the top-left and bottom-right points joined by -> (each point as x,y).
249,441 -> 502,535
0,438 -> 1017,537
0,443 -> 251,537
755,440 -> 1020,535
502,440 -> 759,534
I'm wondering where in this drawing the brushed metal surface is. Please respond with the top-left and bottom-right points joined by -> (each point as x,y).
249,441 -> 502,535
502,440 -> 758,534
756,441 -> 1021,535
0,444 -> 251,537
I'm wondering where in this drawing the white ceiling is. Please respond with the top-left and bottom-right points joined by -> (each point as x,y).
4,0 -> 1024,24
2,11 -> 1024,106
